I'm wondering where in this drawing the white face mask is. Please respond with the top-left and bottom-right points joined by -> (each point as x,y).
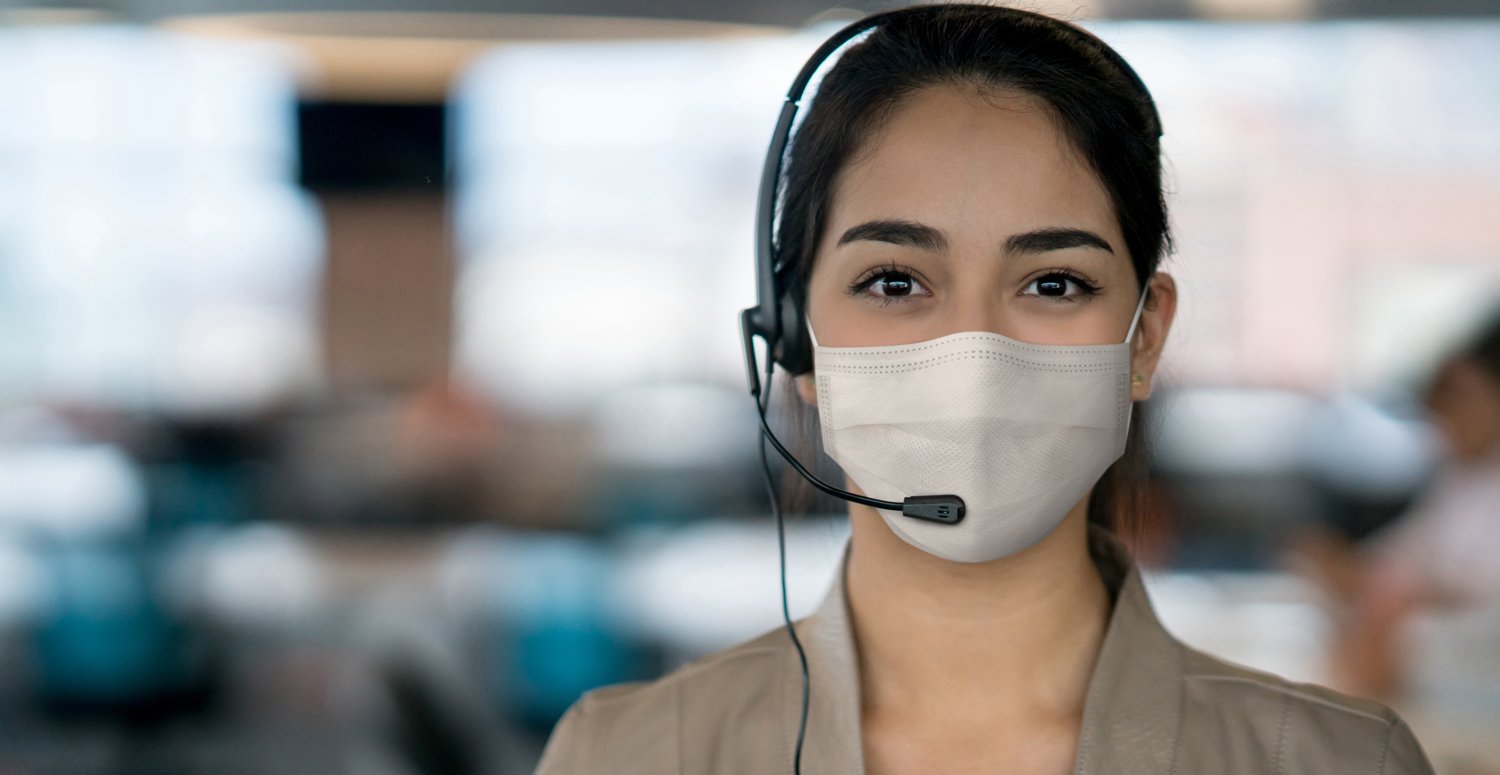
810,291 -> 1148,563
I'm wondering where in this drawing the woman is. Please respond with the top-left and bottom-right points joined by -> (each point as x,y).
1314,312 -> 1500,700
537,5 -> 1434,773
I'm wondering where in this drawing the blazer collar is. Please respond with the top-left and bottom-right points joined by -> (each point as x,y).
1072,527 -> 1185,775
785,526 -> 1184,775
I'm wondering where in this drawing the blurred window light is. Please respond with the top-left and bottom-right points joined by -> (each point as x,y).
0,536 -> 45,624
609,518 -> 848,661
0,444 -> 145,538
1153,387 -> 1321,475
1296,392 -> 1438,498
164,523 -> 326,626
0,25 -> 322,411
1348,263 -> 1500,390
591,382 -> 755,470
1080,22 -> 1500,391
1144,570 -> 1329,685
1192,0 -> 1315,20
451,33 -> 826,414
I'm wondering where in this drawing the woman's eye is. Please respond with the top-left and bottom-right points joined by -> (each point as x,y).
852,270 -> 928,301
1023,272 -> 1098,299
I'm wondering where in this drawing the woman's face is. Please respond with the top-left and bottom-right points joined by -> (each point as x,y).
800,84 -> 1174,401
1427,357 -> 1500,461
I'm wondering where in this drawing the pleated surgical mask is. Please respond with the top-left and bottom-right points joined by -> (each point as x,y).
810,290 -> 1148,563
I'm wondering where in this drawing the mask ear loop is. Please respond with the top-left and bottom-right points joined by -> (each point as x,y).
1124,280 -> 1152,345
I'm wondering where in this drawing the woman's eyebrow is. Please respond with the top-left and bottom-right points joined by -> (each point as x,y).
837,219 -> 947,251
837,222 -> 1114,256
1006,228 -> 1114,255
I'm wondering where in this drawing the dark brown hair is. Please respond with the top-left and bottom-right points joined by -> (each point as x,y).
1461,309 -> 1500,382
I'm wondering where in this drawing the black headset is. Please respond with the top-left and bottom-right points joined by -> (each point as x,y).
736,6 -> 1163,773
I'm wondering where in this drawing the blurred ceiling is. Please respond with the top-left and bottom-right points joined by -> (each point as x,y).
159,13 -> 779,101
4,0 -> 1500,25
5,0 -> 1495,101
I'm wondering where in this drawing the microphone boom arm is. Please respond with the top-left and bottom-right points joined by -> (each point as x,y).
741,308 -> 965,526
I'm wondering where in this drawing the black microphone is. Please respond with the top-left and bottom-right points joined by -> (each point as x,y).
740,308 -> 965,526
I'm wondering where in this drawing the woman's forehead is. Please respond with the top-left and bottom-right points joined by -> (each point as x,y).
824,84 -> 1121,253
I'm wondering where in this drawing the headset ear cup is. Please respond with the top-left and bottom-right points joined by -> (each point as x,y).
775,286 -> 813,375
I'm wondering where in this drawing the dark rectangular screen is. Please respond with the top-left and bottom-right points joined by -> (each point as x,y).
297,101 -> 447,191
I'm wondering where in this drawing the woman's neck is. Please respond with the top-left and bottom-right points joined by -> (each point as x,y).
844,500 -> 1111,726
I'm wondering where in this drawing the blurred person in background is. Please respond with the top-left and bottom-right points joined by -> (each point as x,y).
534,5 -> 1434,774
1308,310 -> 1500,702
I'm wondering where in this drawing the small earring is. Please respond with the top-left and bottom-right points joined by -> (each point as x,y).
1132,373 -> 1145,385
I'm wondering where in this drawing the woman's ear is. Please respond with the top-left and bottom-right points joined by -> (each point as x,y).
795,371 -> 817,406
1130,272 -> 1177,401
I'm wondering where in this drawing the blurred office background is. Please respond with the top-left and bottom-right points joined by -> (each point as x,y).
0,0 -> 1498,773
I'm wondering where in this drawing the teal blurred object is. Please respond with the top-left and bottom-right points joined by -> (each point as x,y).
143,419 -> 274,533
507,616 -> 635,725
483,534 -> 652,728
145,461 -> 260,531
30,538 -> 208,713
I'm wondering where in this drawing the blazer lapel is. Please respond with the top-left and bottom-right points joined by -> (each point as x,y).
1073,529 -> 1185,775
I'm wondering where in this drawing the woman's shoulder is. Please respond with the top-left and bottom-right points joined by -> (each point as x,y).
1173,645 -> 1434,774
533,626 -> 795,775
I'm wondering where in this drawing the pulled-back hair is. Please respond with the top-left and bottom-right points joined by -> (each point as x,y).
1460,308 -> 1500,382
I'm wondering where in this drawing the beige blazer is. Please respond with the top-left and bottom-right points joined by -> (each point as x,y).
536,528 -> 1434,774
